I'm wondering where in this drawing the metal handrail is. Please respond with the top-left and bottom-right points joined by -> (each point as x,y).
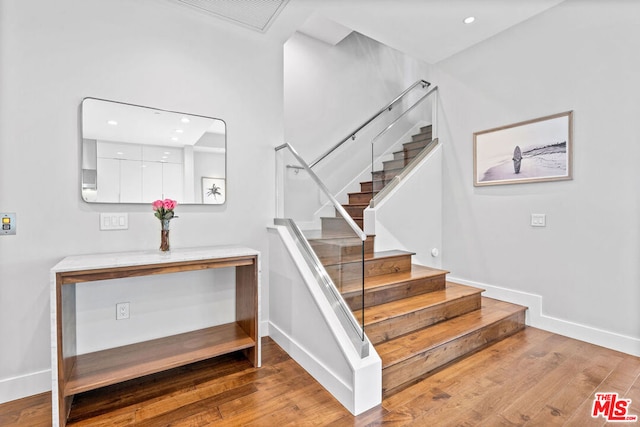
371,86 -> 438,148
307,79 -> 431,168
275,142 -> 367,242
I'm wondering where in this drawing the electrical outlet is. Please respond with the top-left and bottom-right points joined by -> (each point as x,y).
116,302 -> 130,320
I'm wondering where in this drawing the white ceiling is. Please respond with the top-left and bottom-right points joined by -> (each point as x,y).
282,0 -> 566,64
166,0 -> 566,63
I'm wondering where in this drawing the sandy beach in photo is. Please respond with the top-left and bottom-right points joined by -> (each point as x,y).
480,141 -> 567,182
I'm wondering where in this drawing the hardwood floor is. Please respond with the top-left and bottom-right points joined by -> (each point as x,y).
2,328 -> 639,426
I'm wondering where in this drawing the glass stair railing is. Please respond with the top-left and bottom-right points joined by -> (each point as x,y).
274,79 -> 437,358
274,143 -> 369,357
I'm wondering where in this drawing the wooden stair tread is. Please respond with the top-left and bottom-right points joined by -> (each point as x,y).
306,234 -> 369,244
323,249 -> 413,267
304,230 -> 365,240
359,282 -> 483,326
348,191 -> 377,197
377,297 -> 526,369
340,264 -> 446,294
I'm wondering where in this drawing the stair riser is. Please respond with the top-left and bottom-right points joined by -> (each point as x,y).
411,132 -> 432,143
337,205 -> 367,218
309,238 -> 375,263
403,139 -> 430,152
360,182 -> 373,193
373,180 -> 388,191
348,192 -> 376,205
327,254 -> 412,285
382,311 -> 526,395
321,217 -> 364,236
393,146 -> 425,161
344,274 -> 447,311
383,157 -> 411,171
385,140 -> 435,170
366,294 -> 482,345
372,169 -> 400,181
360,181 -> 387,193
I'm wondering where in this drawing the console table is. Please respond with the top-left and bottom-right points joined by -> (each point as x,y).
50,246 -> 260,427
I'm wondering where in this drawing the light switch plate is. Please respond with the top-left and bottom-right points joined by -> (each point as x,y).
1,213 -> 16,235
531,213 -> 546,227
100,213 -> 129,230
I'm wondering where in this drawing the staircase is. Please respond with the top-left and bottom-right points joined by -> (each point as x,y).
307,125 -> 527,397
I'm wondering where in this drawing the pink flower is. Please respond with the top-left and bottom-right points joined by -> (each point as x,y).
163,199 -> 177,210
152,198 -> 178,221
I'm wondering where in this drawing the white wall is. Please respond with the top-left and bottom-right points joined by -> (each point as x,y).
0,0 -> 282,402
436,0 -> 640,354
365,144 -> 443,269
284,30 -> 433,172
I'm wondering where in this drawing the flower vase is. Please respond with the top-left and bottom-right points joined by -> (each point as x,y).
160,219 -> 171,252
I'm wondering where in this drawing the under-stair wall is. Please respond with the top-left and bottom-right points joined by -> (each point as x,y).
267,227 -> 382,415
364,143 -> 443,268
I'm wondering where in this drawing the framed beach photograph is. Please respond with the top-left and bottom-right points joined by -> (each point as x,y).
202,177 -> 226,204
474,111 -> 573,186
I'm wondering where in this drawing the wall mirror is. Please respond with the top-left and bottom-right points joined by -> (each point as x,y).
81,98 -> 226,204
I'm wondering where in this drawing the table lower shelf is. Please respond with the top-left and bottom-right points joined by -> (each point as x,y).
64,322 -> 255,396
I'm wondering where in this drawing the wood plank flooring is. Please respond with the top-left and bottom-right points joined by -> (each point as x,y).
2,328 -> 639,426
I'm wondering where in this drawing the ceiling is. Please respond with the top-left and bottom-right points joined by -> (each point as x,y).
169,0 -> 565,64
169,0 -> 290,32
289,0 -> 566,64
165,0 -> 566,63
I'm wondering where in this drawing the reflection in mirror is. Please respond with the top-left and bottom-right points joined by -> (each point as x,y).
81,98 -> 226,204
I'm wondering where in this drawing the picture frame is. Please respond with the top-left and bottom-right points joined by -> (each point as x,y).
201,177 -> 226,204
473,111 -> 573,186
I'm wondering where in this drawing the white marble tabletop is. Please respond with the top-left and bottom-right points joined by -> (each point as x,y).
51,245 -> 260,273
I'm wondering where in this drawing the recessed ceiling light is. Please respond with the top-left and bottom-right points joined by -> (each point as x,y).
463,16 -> 475,24
164,151 -> 171,155
107,120 -> 118,126
116,151 -> 124,155
175,129 -> 184,134
171,137 -> 179,142
181,117 -> 190,124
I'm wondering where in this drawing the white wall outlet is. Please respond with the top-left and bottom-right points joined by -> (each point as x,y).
531,213 -> 546,227
100,213 -> 129,230
116,302 -> 130,320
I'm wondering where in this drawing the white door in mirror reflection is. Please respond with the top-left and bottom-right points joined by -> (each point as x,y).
81,98 -> 226,204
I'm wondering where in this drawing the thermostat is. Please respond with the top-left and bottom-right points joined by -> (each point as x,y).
1,213 -> 16,235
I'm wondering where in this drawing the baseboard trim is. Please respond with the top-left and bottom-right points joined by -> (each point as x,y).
267,322 -> 354,411
0,369 -> 51,404
449,276 -> 640,357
